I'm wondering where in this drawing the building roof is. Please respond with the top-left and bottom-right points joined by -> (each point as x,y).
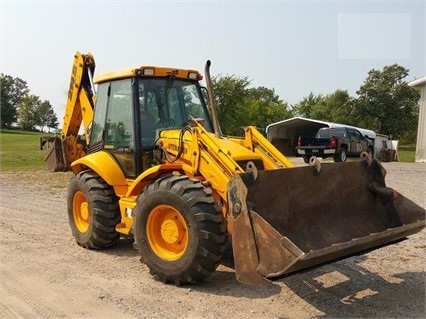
409,77 -> 426,87
266,116 -> 376,139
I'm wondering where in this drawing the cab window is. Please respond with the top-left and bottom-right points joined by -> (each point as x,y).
89,83 -> 108,149
104,80 -> 134,149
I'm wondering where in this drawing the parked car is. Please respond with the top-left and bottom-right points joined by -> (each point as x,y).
296,126 -> 374,163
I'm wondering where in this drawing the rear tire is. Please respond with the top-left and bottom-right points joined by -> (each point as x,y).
133,174 -> 227,285
67,170 -> 120,249
334,148 -> 347,162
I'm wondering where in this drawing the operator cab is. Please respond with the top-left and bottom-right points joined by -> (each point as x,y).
89,68 -> 213,178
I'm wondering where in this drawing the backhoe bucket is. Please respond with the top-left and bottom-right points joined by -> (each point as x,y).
43,137 -> 68,172
228,159 -> 425,286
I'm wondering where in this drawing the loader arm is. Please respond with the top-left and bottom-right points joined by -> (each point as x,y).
163,121 -> 294,196
234,126 -> 294,169
44,52 -> 96,171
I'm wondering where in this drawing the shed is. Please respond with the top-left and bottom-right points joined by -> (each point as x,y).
266,117 -> 376,156
409,77 -> 426,163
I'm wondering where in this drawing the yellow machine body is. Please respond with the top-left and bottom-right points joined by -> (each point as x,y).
44,52 -> 425,286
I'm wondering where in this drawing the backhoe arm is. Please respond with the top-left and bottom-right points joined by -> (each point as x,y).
61,52 -> 96,142
43,52 -> 96,172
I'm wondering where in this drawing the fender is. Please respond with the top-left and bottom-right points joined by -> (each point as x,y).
71,151 -> 128,195
126,163 -> 184,197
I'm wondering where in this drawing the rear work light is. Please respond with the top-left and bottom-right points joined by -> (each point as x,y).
142,68 -> 155,76
188,72 -> 203,80
188,72 -> 198,79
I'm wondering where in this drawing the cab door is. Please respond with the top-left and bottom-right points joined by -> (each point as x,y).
89,79 -> 137,178
347,128 -> 364,155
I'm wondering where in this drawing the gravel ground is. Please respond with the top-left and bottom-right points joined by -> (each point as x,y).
0,160 -> 425,319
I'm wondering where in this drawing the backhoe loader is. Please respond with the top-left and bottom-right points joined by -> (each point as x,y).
43,52 -> 425,286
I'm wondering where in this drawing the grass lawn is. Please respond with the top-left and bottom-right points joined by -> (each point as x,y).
397,145 -> 416,162
0,129 -> 55,171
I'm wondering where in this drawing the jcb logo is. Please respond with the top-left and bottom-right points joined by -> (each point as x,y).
167,143 -> 187,154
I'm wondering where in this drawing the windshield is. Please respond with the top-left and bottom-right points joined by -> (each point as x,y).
138,77 -> 213,132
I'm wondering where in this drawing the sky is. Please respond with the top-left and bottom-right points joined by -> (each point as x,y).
1,0 -> 425,126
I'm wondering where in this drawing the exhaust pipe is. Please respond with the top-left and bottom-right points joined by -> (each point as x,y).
204,60 -> 221,138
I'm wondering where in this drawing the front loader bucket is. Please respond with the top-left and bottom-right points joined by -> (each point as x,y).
228,159 -> 425,286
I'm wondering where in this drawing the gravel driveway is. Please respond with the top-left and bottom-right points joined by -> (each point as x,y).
0,161 -> 424,319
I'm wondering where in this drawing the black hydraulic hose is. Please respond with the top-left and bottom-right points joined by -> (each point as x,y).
158,126 -> 192,163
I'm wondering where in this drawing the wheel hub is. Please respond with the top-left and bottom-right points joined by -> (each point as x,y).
80,202 -> 89,221
161,219 -> 179,244
147,205 -> 188,260
73,191 -> 90,233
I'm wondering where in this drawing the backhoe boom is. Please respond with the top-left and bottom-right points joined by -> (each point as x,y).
43,52 -> 96,171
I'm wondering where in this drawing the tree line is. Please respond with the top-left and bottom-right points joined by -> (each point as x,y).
1,63 -> 420,144
1,74 -> 58,132
212,63 -> 420,144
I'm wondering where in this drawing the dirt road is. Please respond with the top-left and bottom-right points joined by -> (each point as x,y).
0,161 -> 425,319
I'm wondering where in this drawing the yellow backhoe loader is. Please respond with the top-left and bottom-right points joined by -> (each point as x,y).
43,52 -> 425,286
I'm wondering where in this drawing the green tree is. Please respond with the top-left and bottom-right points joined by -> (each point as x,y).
292,92 -> 323,118
211,75 -> 292,135
0,74 -> 29,127
354,64 -> 420,138
211,74 -> 251,135
312,89 -> 355,125
37,100 -> 58,132
245,86 -> 292,133
18,94 -> 40,131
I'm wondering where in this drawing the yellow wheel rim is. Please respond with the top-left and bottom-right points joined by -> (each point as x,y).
73,191 -> 90,233
146,205 -> 188,261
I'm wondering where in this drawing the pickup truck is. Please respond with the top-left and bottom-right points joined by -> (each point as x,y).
295,126 -> 374,163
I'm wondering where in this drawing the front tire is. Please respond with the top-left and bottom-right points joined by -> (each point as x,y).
67,170 -> 120,249
133,174 -> 227,285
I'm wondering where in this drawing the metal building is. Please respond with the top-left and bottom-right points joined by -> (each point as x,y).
265,117 -> 376,157
409,77 -> 426,163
